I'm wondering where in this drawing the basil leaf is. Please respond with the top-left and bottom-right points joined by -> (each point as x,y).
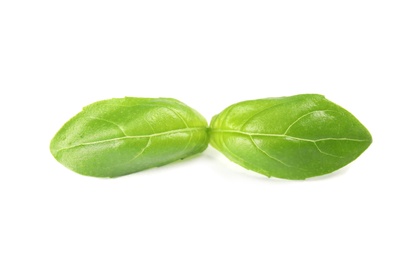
50,97 -> 209,178
210,94 -> 372,180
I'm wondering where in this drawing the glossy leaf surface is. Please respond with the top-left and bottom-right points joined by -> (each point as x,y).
210,94 -> 372,180
50,97 -> 209,177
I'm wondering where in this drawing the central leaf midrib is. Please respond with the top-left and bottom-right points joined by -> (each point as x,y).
56,127 -> 205,153
211,129 -> 370,143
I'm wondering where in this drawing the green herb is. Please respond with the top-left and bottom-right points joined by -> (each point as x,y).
209,94 -> 372,179
50,97 -> 209,177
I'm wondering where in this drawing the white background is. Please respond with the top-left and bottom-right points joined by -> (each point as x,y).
1,1 -> 414,259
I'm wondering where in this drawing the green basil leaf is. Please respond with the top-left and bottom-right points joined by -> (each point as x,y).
50,97 -> 209,178
210,94 -> 372,180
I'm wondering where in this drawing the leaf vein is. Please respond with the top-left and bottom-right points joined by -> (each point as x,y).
212,129 -> 369,158
239,103 -> 282,130
249,136 -> 293,168
56,127 -> 205,153
128,137 -> 152,162
283,110 -> 336,135
87,116 -> 128,136
166,107 -> 189,128
212,129 -> 369,143
313,143 -> 343,158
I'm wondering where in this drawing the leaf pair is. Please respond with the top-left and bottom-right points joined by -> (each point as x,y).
50,94 -> 372,179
